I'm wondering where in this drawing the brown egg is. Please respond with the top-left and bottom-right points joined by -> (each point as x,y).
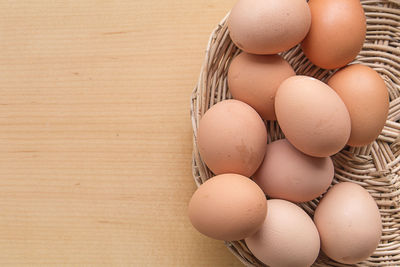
314,182 -> 382,264
188,174 -> 267,241
328,64 -> 389,147
301,0 -> 366,69
245,199 -> 320,267
197,99 -> 267,176
228,0 -> 311,54
254,139 -> 334,202
228,53 -> 295,120
275,76 -> 351,157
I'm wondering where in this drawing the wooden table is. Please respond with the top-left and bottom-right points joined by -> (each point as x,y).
0,1 -> 242,266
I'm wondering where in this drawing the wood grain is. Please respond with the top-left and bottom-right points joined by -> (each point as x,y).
0,0 -> 241,266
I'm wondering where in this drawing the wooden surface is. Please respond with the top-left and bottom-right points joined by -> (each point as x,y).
0,1 -> 242,266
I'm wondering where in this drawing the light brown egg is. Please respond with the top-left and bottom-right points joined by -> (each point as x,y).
328,64 -> 389,147
314,182 -> 382,264
275,76 -> 351,157
253,139 -> 333,202
228,53 -> 295,120
245,199 -> 320,267
188,174 -> 267,241
228,0 -> 311,54
301,0 -> 366,69
197,99 -> 267,176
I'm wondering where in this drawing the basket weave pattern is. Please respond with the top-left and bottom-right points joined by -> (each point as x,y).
191,1 -> 400,266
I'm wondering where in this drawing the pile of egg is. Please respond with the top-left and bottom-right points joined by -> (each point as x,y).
189,0 -> 389,266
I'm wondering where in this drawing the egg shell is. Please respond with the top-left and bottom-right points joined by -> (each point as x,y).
314,182 -> 382,264
253,139 -> 334,202
228,0 -> 311,54
197,99 -> 267,176
328,64 -> 389,147
188,174 -> 267,241
228,53 -> 295,120
301,0 -> 366,69
275,76 -> 351,157
245,199 -> 320,267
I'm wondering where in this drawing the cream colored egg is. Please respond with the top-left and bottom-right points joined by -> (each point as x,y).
245,199 -> 320,267
314,182 -> 382,264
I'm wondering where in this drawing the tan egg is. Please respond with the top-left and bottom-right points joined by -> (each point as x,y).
197,99 -> 267,176
228,53 -> 295,120
275,76 -> 351,157
245,199 -> 320,267
314,182 -> 382,264
253,139 -> 333,202
228,0 -> 311,54
188,174 -> 267,241
328,64 -> 389,147
301,0 -> 366,69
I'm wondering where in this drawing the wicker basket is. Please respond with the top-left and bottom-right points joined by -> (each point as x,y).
191,1 -> 400,266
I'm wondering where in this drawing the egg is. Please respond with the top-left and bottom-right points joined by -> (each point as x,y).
197,99 -> 267,176
275,76 -> 351,157
228,53 -> 295,120
314,182 -> 382,264
228,0 -> 311,54
328,64 -> 389,147
253,139 -> 333,202
188,174 -> 267,241
301,0 -> 366,69
245,199 -> 320,267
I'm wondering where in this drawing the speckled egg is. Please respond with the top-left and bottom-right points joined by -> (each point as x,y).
197,99 -> 267,176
